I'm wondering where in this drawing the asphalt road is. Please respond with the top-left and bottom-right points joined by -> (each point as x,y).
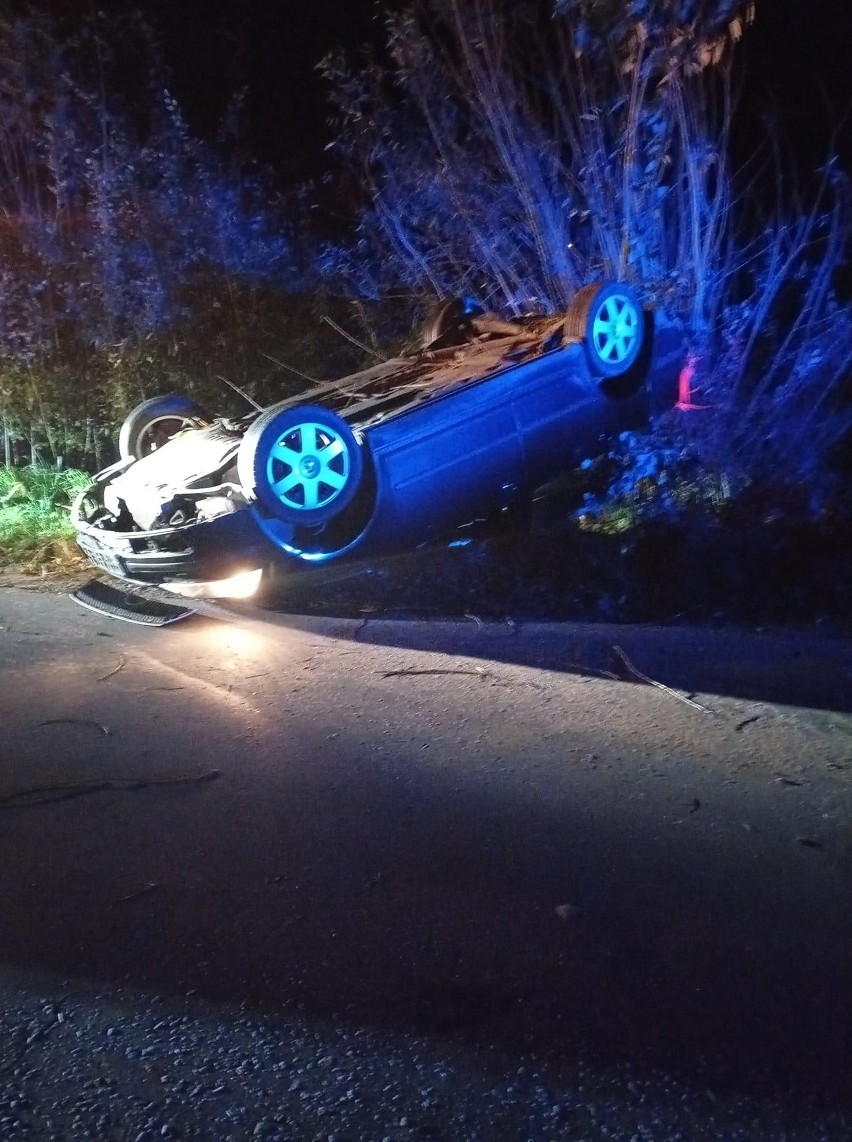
0,586 -> 850,1136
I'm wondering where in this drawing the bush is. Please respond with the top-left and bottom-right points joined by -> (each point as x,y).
0,10 -> 302,467
0,465 -> 90,566
322,0 -> 850,503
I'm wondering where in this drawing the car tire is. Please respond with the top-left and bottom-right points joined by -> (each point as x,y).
237,403 -> 364,527
564,282 -> 645,378
421,297 -> 482,350
118,394 -> 210,460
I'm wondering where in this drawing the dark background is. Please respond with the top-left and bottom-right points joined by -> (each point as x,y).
31,0 -> 852,182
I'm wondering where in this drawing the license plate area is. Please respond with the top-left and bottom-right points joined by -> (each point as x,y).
77,533 -> 126,578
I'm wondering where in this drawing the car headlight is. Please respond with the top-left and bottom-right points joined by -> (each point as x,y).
161,568 -> 263,600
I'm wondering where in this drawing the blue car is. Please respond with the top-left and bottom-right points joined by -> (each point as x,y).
72,282 -> 681,604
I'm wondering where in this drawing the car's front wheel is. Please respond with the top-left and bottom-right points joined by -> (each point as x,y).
119,394 -> 210,460
237,403 -> 364,527
564,282 -> 645,378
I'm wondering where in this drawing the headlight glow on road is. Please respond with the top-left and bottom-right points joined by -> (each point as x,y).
209,568 -> 264,598
200,622 -> 267,657
163,568 -> 263,600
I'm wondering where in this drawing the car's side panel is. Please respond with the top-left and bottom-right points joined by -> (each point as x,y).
344,343 -> 646,557
508,347 -> 635,487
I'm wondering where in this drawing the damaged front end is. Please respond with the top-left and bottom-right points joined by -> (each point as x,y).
71,422 -> 272,596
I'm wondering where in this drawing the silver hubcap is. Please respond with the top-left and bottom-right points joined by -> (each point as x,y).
591,295 -> 639,364
266,422 -> 350,512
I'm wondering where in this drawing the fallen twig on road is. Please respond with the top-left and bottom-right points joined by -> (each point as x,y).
0,769 -> 222,808
97,655 -> 126,682
33,717 -> 111,736
571,662 -> 620,681
611,645 -> 712,713
23,1020 -> 59,1049
118,882 -> 160,903
735,715 -> 761,732
379,667 -> 489,679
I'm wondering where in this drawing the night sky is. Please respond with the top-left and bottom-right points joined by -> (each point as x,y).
135,0 -> 386,179
27,0 -> 852,181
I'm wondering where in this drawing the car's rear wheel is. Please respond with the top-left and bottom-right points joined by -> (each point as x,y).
237,403 -> 364,527
421,297 -> 485,350
119,394 -> 210,460
564,282 -> 645,378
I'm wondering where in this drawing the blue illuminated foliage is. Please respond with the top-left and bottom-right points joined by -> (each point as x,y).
0,10 -> 298,464
320,1 -> 760,322
0,35 -> 293,353
321,0 -> 850,498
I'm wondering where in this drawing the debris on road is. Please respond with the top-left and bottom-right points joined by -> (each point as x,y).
0,769 -> 222,808
33,716 -> 111,736
96,655 -> 127,681
571,660 -> 620,680
735,715 -> 761,732
611,644 -> 713,713
118,882 -> 161,904
378,666 -> 489,679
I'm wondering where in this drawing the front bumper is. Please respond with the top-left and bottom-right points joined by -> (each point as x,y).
74,506 -> 272,590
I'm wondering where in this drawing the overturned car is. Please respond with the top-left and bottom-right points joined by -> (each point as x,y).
72,282 -> 681,603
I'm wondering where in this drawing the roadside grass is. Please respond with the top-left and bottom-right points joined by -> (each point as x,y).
0,466 -> 91,575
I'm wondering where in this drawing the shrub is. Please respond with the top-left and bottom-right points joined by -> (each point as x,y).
0,464 -> 90,566
0,10 -> 301,465
322,0 -> 850,502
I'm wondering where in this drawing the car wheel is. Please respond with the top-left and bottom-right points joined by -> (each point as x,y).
237,403 -> 364,527
421,297 -> 483,350
119,394 -> 210,460
564,282 -> 645,378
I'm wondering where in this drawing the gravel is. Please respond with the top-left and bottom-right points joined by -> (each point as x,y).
0,980 -> 847,1140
